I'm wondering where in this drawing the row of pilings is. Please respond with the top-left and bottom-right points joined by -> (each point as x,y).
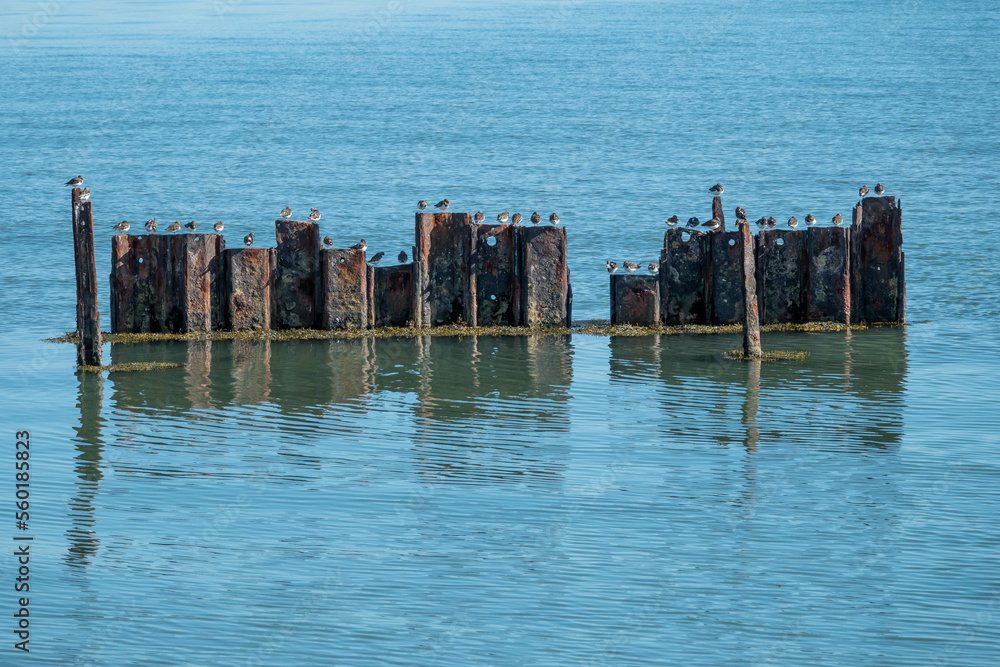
610,196 -> 905,327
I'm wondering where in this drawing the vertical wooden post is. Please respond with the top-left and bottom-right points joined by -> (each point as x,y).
712,195 -> 725,231
72,189 -> 102,366
739,221 -> 761,359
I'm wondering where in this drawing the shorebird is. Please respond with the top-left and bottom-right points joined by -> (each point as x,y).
279,206 -> 292,219
549,212 -> 560,225
214,221 -> 224,233
497,211 -> 510,223
244,232 -> 254,247
648,262 -> 659,275
112,220 -> 130,233
687,217 -> 700,228
145,218 -> 157,233
434,199 -> 450,211
418,200 -> 428,211
323,236 -> 334,247
185,221 -> 197,231
832,213 -> 844,226
531,211 -> 541,225
606,260 -> 619,274
79,187 -> 91,202
702,217 -> 721,231
511,213 -> 523,225
755,216 -> 767,229
709,183 -> 724,195
474,210 -> 485,223
735,206 -> 747,220
875,183 -> 885,195
623,260 -> 640,274
350,239 -> 367,252
788,216 -> 798,228
369,251 -> 385,266
398,250 -> 408,263
805,214 -> 816,226
767,217 -> 778,228
166,221 -> 181,233
308,208 -> 321,221
666,215 -> 679,227
859,184 -> 869,198
65,175 -> 83,187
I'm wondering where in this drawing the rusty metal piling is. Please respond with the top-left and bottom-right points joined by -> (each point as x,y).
72,189 -> 101,365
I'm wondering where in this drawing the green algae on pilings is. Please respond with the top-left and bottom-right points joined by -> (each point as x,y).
46,321 -> 902,346
723,350 -> 810,362
77,362 -> 185,373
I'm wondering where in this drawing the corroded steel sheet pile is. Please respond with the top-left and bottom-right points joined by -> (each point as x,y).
710,230 -> 743,324
169,233 -> 224,332
415,212 -> 473,326
471,223 -> 518,326
854,197 -> 905,323
320,248 -> 367,330
518,226 -> 570,327
757,229 -> 804,324
610,274 -> 660,325
275,219 -> 320,329
72,190 -> 101,365
373,264 -> 414,327
805,227 -> 850,323
226,248 -> 274,331
660,228 -> 707,325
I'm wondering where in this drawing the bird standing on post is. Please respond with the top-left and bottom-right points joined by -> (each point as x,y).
787,216 -> 798,229
497,211 -> 510,223
805,214 -> 816,226
474,211 -> 485,223
369,251 -> 385,266
434,199 -> 450,211
398,250 -> 408,263
531,211 -> 541,225
214,221 -> 224,233
549,212 -> 560,225
279,206 -> 292,220
79,187 -> 91,202
735,206 -> 746,221
418,200 -> 428,211
832,213 -> 844,226
323,236 -> 334,247
511,213 -> 523,225
623,260 -> 639,274
166,221 -> 181,233
112,220 -> 130,233
244,232 -> 254,247
702,217 -> 721,231
350,239 -> 367,252
687,217 -> 700,228
755,217 -> 767,230
185,221 -> 197,231
606,260 -> 619,274
875,183 -> 885,195
648,262 -> 659,275
65,175 -> 83,187
145,219 -> 157,233
767,216 -> 778,228
665,215 -> 678,227
709,183 -> 724,196
308,208 -> 321,221
859,184 -> 869,198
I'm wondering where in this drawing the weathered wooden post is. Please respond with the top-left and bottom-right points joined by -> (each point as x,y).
805,226 -> 851,323
72,189 -> 101,366
471,223 -> 518,326
738,221 -> 761,358
320,248 -> 367,330
226,248 -> 274,331
757,229 -> 805,324
275,219 -> 320,329
518,225 -> 570,327
660,228 -> 708,324
712,196 -> 725,232
610,274 -> 660,325
709,230 -> 744,324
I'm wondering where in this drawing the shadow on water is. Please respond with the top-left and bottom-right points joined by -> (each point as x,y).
68,371 -> 104,568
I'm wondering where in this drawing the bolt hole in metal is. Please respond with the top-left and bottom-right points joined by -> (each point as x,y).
777,238 -> 785,246
490,294 -> 497,301
728,239 -> 735,247
486,236 -> 497,247
340,257 -> 346,264
682,232 -> 691,242
138,258 -> 144,264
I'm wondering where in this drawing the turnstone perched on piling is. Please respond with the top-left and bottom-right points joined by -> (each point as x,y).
166,221 -> 181,233
474,210 -> 485,223
244,232 -> 254,247
308,208 -> 321,221
702,217 -> 721,231
832,213 -> 844,226
65,175 -> 83,187
350,239 -> 367,252
531,211 -> 541,225
787,216 -> 798,229
398,250 -> 408,263
279,206 -> 292,219
214,221 -> 224,233
79,187 -> 91,202
418,200 -> 428,211
687,217 -> 700,228
434,199 -> 450,211
875,183 -> 885,195
709,183 -> 724,195
767,217 -> 778,228
859,184 -> 869,198
497,211 -> 510,223
735,206 -> 747,220
606,260 -> 618,274
648,262 -> 659,275
112,220 -> 130,233
549,212 -> 560,225
145,218 -> 157,233
185,221 -> 197,231
323,236 -> 334,247
755,217 -> 767,229
666,215 -> 679,227
511,213 -> 523,225
805,214 -> 816,226
623,260 -> 640,274
369,251 -> 384,266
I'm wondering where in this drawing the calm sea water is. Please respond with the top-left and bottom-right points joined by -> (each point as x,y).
2,0 -> 999,664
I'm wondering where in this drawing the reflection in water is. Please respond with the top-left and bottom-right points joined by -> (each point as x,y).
68,371 -> 104,568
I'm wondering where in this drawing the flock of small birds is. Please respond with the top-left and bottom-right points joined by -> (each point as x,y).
419,198 -> 561,227
610,182 -> 888,276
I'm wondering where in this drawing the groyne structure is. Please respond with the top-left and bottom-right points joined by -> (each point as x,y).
610,195 -> 905,328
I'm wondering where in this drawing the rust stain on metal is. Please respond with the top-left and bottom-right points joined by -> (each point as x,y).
710,230 -> 743,324
660,228 -> 707,325
611,274 -> 660,325
73,192 -> 102,365
738,221 -> 761,358
757,229 -> 804,324
275,219 -> 320,329
805,226 -> 850,323
518,226 -> 569,327
226,248 -> 273,331
471,223 -> 517,326
415,212 -> 473,326
373,265 -> 414,327
857,196 -> 904,323
320,248 -> 367,330
712,195 -> 725,232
